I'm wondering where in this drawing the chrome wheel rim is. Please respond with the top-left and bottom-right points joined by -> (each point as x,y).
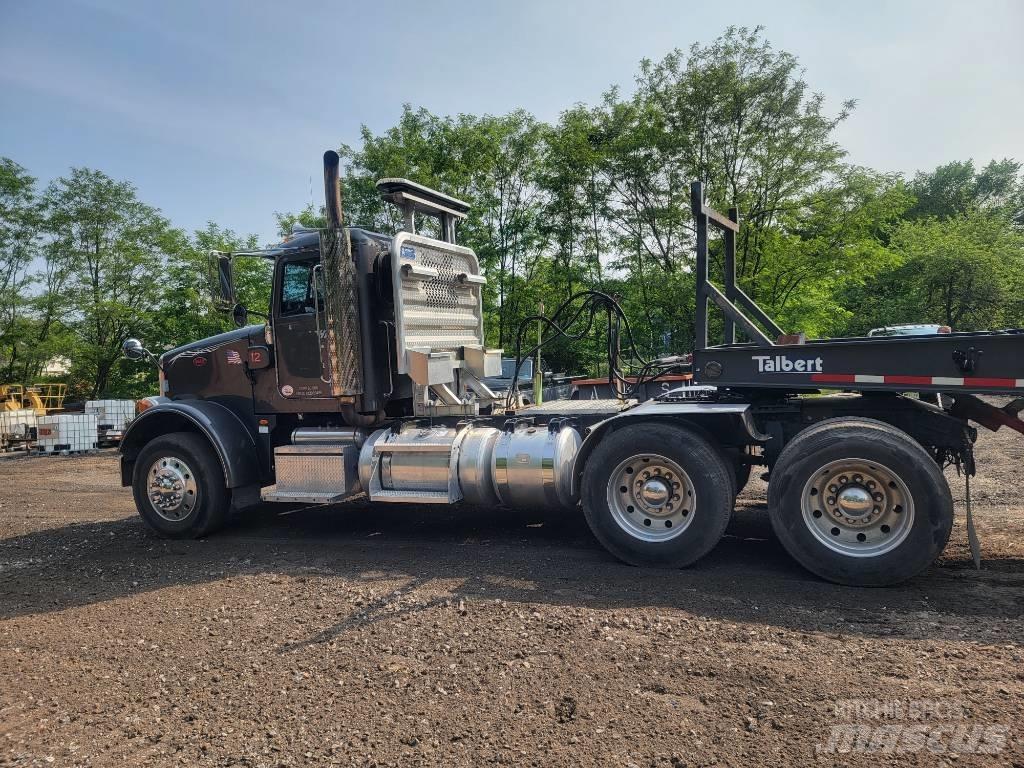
800,458 -> 914,557
147,456 -> 198,521
607,454 -> 695,542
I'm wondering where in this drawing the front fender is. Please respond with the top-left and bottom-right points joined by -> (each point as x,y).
119,399 -> 261,489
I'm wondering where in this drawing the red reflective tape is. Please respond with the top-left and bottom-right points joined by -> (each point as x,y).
811,373 -> 856,383
962,376 -> 1017,388
883,375 -> 932,386
798,373 -> 1018,388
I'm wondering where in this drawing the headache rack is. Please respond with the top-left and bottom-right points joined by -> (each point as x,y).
689,182 -> 1024,401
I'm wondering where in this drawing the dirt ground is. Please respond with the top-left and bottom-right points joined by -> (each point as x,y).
1,426 -> 1022,767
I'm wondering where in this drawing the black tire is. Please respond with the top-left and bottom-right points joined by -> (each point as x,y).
582,423 -> 734,568
132,432 -> 230,538
768,418 -> 953,586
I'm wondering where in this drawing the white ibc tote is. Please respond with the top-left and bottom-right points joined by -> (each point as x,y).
86,399 -> 135,432
36,413 -> 98,453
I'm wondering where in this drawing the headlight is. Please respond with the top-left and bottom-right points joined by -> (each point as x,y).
136,396 -> 161,415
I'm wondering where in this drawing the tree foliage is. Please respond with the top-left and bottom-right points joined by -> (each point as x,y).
1,26 -> 1022,398
0,160 -> 42,381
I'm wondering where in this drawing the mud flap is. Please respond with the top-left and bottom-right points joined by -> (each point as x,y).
965,474 -> 981,570
950,394 -> 1024,436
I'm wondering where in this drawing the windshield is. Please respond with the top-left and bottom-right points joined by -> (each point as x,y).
501,358 -> 533,379
279,259 -> 324,317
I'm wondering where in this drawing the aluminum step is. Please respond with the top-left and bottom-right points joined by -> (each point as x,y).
367,488 -> 452,504
260,486 -> 353,504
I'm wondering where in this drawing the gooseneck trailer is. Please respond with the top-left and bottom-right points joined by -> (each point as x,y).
119,152 -> 1024,586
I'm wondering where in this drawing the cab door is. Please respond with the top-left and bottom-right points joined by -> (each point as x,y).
272,254 -> 333,399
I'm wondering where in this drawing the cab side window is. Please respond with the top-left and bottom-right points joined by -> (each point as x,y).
279,260 -> 324,317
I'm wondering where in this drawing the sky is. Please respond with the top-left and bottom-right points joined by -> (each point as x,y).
2,0 -> 1023,245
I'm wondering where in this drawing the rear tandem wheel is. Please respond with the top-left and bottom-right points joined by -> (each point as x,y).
581,423 -> 735,568
767,417 -> 954,586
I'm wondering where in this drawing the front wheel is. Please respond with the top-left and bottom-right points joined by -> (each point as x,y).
768,418 -> 953,586
582,423 -> 734,568
132,432 -> 230,538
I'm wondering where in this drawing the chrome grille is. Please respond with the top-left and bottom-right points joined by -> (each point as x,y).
393,234 -> 485,362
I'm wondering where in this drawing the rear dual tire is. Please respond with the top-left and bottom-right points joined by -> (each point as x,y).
582,424 -> 734,568
768,418 -> 953,586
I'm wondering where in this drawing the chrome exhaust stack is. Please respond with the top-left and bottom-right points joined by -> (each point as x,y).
323,150 -> 344,230
318,150 -> 368,410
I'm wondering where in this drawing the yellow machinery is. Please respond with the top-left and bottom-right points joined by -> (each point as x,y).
0,383 -> 67,415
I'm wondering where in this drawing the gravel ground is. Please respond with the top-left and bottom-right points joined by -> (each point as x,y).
1,425 -> 1022,767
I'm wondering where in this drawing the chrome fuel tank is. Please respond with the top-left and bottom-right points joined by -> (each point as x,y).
357,420 -> 580,510
492,419 -> 581,510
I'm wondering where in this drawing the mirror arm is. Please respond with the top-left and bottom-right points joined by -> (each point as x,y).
147,349 -> 165,374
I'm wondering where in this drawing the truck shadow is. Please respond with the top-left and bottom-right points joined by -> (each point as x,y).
2,499 -> 1022,647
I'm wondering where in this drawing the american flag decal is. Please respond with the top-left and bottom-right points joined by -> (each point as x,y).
225,349 -> 243,365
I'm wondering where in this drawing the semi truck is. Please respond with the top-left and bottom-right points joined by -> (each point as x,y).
119,151 -> 1024,586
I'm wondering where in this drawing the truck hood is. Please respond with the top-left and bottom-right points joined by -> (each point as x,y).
160,325 -> 263,365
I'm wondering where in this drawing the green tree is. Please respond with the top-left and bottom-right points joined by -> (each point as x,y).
275,205 -> 323,238
0,158 -> 42,382
539,106 -> 611,293
588,26 -> 856,348
907,159 -> 1024,224
41,168 -> 178,398
759,169 -> 912,336
883,212 -> 1024,330
626,26 -> 853,285
153,222 -> 265,342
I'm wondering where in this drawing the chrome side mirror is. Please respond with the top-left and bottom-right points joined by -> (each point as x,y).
122,338 -> 148,361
